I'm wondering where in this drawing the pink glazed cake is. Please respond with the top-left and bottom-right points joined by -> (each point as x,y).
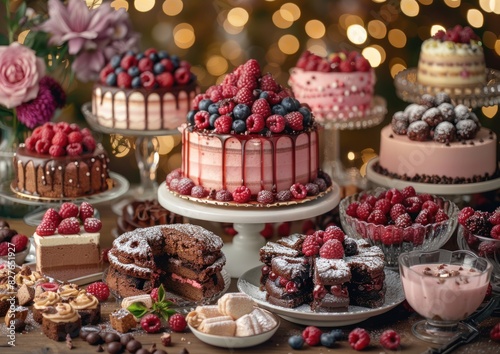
289,50 -> 375,120
165,59 -> 332,205
375,93 -> 498,183
92,48 -> 198,131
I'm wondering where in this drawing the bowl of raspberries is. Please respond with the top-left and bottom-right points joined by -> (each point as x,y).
339,186 -> 459,268
457,206 -> 500,276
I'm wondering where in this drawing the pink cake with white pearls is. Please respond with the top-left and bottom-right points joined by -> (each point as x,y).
165,59 -> 332,205
289,51 -> 375,119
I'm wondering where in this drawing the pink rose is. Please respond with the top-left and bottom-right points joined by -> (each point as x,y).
0,42 -> 46,108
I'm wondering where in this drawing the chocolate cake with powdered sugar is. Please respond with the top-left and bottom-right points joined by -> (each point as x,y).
260,232 -> 386,311
105,224 -> 226,301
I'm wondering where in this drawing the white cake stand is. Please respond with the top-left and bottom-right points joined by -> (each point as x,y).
366,157 -> 500,195
82,102 -> 179,200
158,181 -> 341,278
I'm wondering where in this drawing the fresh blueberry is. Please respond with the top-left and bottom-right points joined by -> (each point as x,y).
153,63 -> 165,75
199,99 -> 213,111
131,76 -> 142,88
298,107 -> 312,126
281,97 -> 299,112
288,335 -> 304,349
259,91 -> 269,99
125,50 -> 135,56
158,50 -> 169,60
128,66 -> 140,77
329,329 -> 345,340
114,67 -> 124,75
272,104 -> 287,116
209,113 -> 219,128
149,52 -> 159,62
187,110 -> 197,125
343,238 -> 357,257
320,333 -> 336,348
110,55 -> 121,69
208,103 -> 220,115
105,73 -> 117,86
135,53 -> 145,60
171,55 -> 180,69
233,103 -> 250,120
232,119 -> 246,133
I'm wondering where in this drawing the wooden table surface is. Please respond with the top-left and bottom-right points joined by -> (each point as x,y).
1,199 -> 499,354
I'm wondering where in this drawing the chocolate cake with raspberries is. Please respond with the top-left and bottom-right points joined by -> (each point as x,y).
12,122 -> 112,199
105,224 -> 226,301
92,48 -> 198,131
165,58 -> 332,206
259,226 -> 386,311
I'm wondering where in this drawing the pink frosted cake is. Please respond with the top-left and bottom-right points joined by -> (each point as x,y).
375,93 -> 498,183
165,59 -> 332,205
417,25 -> 486,88
288,50 -> 375,119
92,48 -> 198,131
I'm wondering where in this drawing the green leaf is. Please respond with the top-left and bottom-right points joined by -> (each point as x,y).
158,284 -> 166,303
14,2 -> 26,24
0,33 -> 8,46
127,302 -> 149,319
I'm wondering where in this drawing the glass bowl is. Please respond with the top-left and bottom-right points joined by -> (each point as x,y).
399,249 -> 492,344
0,240 -> 31,266
457,224 -> 500,289
339,188 -> 459,269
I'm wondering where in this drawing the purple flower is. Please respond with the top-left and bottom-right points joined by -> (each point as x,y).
71,49 -> 106,82
39,76 -> 66,108
16,80 -> 58,129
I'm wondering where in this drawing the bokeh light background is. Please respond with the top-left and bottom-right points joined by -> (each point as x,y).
37,1 -> 500,184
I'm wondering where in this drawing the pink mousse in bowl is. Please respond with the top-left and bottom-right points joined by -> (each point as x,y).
399,249 -> 492,323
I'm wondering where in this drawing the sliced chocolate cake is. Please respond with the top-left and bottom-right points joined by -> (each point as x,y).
312,257 -> 351,312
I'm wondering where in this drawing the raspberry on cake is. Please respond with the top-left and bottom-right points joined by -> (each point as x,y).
167,58 -> 332,206
34,202 -> 102,282
289,50 -> 376,119
417,25 -> 486,88
12,122 -> 112,199
92,48 -> 199,131
376,92 -> 498,184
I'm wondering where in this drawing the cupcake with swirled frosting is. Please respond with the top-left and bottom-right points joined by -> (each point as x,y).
33,291 -> 61,324
57,283 -> 80,302
42,302 -> 81,341
69,290 -> 100,325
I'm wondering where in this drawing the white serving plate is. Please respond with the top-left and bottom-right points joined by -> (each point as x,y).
237,266 -> 405,326
188,309 -> 279,348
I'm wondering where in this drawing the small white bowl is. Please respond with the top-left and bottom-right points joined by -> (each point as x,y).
0,241 -> 31,265
188,311 -> 280,348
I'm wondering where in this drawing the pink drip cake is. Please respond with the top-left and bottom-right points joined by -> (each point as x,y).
288,50 -> 375,120
374,92 -> 498,183
92,48 -> 199,131
165,59 -> 333,205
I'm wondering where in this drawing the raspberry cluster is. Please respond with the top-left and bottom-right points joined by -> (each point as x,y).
165,168 -> 332,204
296,50 -> 371,73
86,282 -> 110,302
23,122 -> 97,157
0,220 -> 29,256
458,206 -> 500,257
391,92 -> 481,143
432,25 -> 479,44
99,48 -> 195,89
35,202 -> 102,236
344,186 -> 451,245
187,59 -> 314,134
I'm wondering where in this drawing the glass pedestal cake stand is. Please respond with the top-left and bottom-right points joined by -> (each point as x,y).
316,96 -> 387,188
0,172 -> 129,226
394,68 -> 500,108
82,102 -> 179,201
157,181 -> 341,278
